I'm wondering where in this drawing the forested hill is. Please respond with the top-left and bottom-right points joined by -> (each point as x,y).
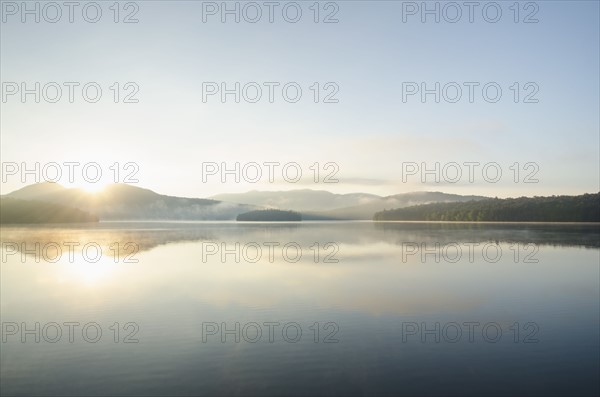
373,193 -> 600,222
0,197 -> 99,224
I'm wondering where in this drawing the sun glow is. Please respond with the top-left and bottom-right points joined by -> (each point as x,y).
63,257 -> 119,285
66,180 -> 111,193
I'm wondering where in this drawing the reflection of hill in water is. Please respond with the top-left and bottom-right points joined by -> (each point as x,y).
1,222 -> 598,260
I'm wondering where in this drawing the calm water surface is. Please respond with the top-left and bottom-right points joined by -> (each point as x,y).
1,222 -> 599,396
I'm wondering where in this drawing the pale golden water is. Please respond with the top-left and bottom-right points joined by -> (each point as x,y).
1,222 -> 599,396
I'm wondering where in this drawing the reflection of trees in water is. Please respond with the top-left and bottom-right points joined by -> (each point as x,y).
1,222 -> 598,261
374,222 -> 600,248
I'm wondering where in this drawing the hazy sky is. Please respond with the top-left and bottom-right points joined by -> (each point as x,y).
1,0 -> 599,198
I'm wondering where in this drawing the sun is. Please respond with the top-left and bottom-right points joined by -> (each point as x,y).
66,180 -> 111,193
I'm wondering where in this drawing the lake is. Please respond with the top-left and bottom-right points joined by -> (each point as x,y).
1,222 -> 599,396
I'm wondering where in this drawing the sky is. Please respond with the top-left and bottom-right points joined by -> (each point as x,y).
1,0 -> 599,198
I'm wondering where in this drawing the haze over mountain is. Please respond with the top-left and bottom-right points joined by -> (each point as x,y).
5,183 -> 257,221
211,190 -> 381,212
213,190 -> 488,220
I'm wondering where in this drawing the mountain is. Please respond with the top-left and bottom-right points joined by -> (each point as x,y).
4,184 -> 489,221
374,193 -> 600,222
212,189 -> 487,220
0,197 -> 99,224
5,183 -> 257,221
6,181 -> 67,199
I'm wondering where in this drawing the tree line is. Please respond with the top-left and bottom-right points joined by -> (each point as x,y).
373,193 -> 600,222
